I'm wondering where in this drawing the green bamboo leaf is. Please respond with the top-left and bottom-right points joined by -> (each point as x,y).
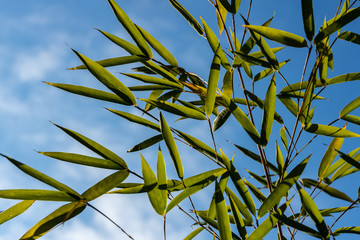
280,127 -> 288,152
39,152 -> 121,170
96,29 -> 146,56
225,187 -> 253,223
315,7 -> 360,43
0,190 -> 76,201
109,183 -> 155,194
0,200 -> 34,225
278,95 -> 300,117
168,0 -> 204,35
205,50 -> 221,116
280,72 -> 360,92
221,92 -> 261,144
69,55 -> 146,70
157,148 -> 168,208
305,124 -> 360,138
200,17 -> 231,70
141,60 -> 180,83
54,123 -> 128,168
107,0 -> 152,56
258,155 -> 310,218
183,227 -> 204,240
333,226 -> 360,236
215,181 -> 232,240
107,109 -> 160,131
276,141 -> 286,177
247,200 -> 290,240
230,0 -> 241,14
127,134 -> 163,152
254,60 -> 289,82
318,137 -> 344,179
273,213 -> 322,238
339,31 -> 360,45
45,82 -> 132,105
280,90 -> 325,100
324,147 -> 360,179
341,114 -> 360,125
122,73 -> 182,89
302,178 -> 353,202
243,177 -> 266,202
216,0 -> 227,35
82,170 -> 129,201
129,85 -> 173,91
260,74 -> 276,146
241,17 -> 279,69
159,112 -> 184,179
71,49 -> 136,105
246,169 -> 271,187
20,202 -> 86,239
244,25 -> 308,48
296,184 -> 329,239
1,154 -> 80,198
140,154 -> 166,216
136,25 -> 178,66
334,150 -> 360,172
207,172 -> 229,219
233,51 -> 272,68
212,108 -> 231,131
227,192 -> 248,239
145,89 -> 164,111
301,0 -> 315,41
218,0 -> 231,12
340,96 -> 360,118
222,69 -> 234,98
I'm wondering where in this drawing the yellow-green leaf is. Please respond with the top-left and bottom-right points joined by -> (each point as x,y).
82,170 -> 129,201
225,187 -> 253,223
216,0 -> 227,35
0,200 -> 34,225
227,191 -> 248,239
340,96 -> 360,118
212,108 -> 231,131
318,137 -> 344,179
127,134 -> 163,152
333,226 -> 360,236
206,50 -> 221,116
341,114 -> 360,125
69,55 -> 146,70
254,59 -> 289,82
305,124 -> 360,138
301,0 -> 315,41
183,227 -> 204,240
230,0 -> 241,14
260,74 -> 276,146
215,181 -> 232,240
339,31 -> 360,45
122,73 -> 182,89
141,60 -> 180,83
0,190 -> 77,202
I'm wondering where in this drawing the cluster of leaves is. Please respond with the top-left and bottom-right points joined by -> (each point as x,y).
1,0 -> 360,239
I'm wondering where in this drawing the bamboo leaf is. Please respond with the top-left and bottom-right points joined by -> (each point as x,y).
339,31 -> 360,45
216,0 -> 227,34
207,172 -> 229,219
324,147 -> 360,179
69,55 -> 146,70
141,154 -> 166,216
107,0 -> 152,56
39,152 -> 122,170
215,181 -> 232,240
159,112 -> 184,179
183,227 -> 204,240
141,60 -> 180,83
333,226 -> 360,236
243,25 -> 308,48
260,74 -> 276,146
276,141 -> 285,177
254,60 -> 290,82
107,109 -> 160,131
168,0 -> 204,35
127,134 -> 163,152
45,82 -> 132,105
71,49 -> 136,105
335,150 -> 360,171
213,108 -> 231,132
221,92 -> 261,144
302,178 -> 353,202
218,0 -> 231,12
222,69 -> 234,98
243,177 -> 266,202
301,0 -> 315,41
1,154 -> 80,198
318,137 -> 344,179
227,191 -> 248,239
305,124 -> 360,138
122,73 -> 183,89
0,190 -> 77,201
136,25 -> 178,66
230,0 -> 241,14
340,96 -> 360,118
341,114 -> 360,125
0,200 -> 34,225
233,51 -> 272,68
225,187 -> 253,223
278,95 -> 301,117
280,127 -> 288,152
315,7 -> 360,43
82,170 -> 129,201
205,49 -> 222,116
53,123 -> 128,168
129,85 -> 173,91
258,155 -> 310,218
20,202 -> 86,239
296,184 -> 330,239
142,99 -> 206,120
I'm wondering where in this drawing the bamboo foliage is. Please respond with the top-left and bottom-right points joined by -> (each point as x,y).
1,0 -> 360,239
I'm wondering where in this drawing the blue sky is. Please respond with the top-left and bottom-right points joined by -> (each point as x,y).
0,0 -> 359,239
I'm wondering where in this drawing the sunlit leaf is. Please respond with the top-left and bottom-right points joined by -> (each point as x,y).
206,49 -> 221,116
168,0 -> 204,35
69,55 -> 146,70
107,109 -> 160,131
141,60 -> 180,83
82,170 -> 129,201
53,123 -> 128,168
129,85 -> 173,91
122,73 -> 182,89
333,226 -> 360,236
296,183 -> 329,239
258,155 -> 310,218
227,191 -> 247,239
339,31 -> 360,45
183,227 -> 204,240
107,0 -> 152,56
314,7 -> 360,43
254,60 -> 290,82
243,25 -> 308,48
127,134 -> 163,152
71,49 -> 137,105
260,74 -> 276,146
20,202 -> 86,239
341,115 -> 360,126
340,96 -> 360,118
276,141 -> 286,177
318,137 -> 344,179
280,127 -> 288,152
305,124 -> 360,138
159,112 -> 184,179
212,108 -> 231,131
301,0 -> 315,41
334,150 -> 360,173
215,181 -> 232,240
324,147 -> 360,179
0,190 -> 77,202
222,69 -> 234,98
216,0 -> 227,35
225,187 -> 253,224
233,51 -> 272,68
0,200 -> 34,225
